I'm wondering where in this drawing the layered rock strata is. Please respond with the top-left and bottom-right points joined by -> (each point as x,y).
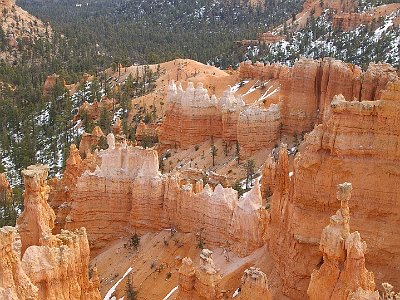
237,104 -> 280,157
62,135 -> 267,255
307,183 -> 378,300
159,81 -> 246,149
265,81 -> 400,298
159,80 -> 281,156
240,58 -> 398,135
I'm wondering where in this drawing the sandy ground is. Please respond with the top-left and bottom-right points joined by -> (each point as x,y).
91,231 -> 268,300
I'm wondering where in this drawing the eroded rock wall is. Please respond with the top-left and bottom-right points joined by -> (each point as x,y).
265,81 -> 400,298
0,226 -> 38,300
158,81 -> 246,149
237,104 -> 281,157
240,58 -> 398,136
1,165 -> 100,300
307,183 -> 378,300
61,138 -> 267,256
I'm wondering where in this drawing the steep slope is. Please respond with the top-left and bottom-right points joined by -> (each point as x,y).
0,0 -> 51,63
246,0 -> 400,68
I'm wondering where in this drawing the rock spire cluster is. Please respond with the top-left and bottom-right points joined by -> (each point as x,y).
0,165 -> 100,300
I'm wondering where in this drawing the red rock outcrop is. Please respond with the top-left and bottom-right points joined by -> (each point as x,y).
258,32 -> 285,44
159,80 -> 282,157
0,172 -> 12,200
159,81 -> 222,148
307,182 -> 378,300
78,126 -> 105,157
61,135 -> 267,255
1,165 -> 101,300
49,144 -> 98,232
42,74 -> 66,96
164,175 -> 267,256
237,104 -> 280,157
177,249 -> 222,300
22,228 -> 100,300
112,117 -> 122,135
135,121 -> 157,143
17,165 -> 56,255
75,98 -> 115,123
241,58 -> 398,136
236,267 -> 272,300
332,13 -> 374,31
265,80 -> 400,298
0,226 -> 38,300
239,60 -> 286,80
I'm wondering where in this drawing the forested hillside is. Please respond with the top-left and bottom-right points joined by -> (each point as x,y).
17,0 -> 304,67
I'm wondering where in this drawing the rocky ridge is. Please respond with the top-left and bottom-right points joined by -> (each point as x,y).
0,164 -> 100,300
57,136 -> 267,256
264,79 -> 400,298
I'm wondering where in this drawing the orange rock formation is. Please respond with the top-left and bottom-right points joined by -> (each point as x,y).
177,249 -> 222,300
236,267 -> 272,300
239,58 -> 398,135
159,80 -> 282,156
159,81 -> 245,148
17,165 -> 56,255
49,144 -> 97,232
307,182 -> 378,300
78,126 -> 105,157
0,172 -> 12,200
42,74 -> 66,96
0,226 -> 38,300
1,165 -> 100,300
59,135 -> 267,255
264,80 -> 400,298
75,98 -> 115,123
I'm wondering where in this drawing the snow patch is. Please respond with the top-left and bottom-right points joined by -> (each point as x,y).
103,267 -> 133,300
163,286 -> 179,300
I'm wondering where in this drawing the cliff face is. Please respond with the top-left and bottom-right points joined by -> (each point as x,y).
60,135 -> 267,256
159,80 -> 282,157
164,175 -> 267,256
265,80 -> 400,298
49,144 -> 98,233
1,165 -> 100,300
237,105 -> 280,157
158,81 -> 244,149
307,183 -> 378,300
240,58 -> 398,136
